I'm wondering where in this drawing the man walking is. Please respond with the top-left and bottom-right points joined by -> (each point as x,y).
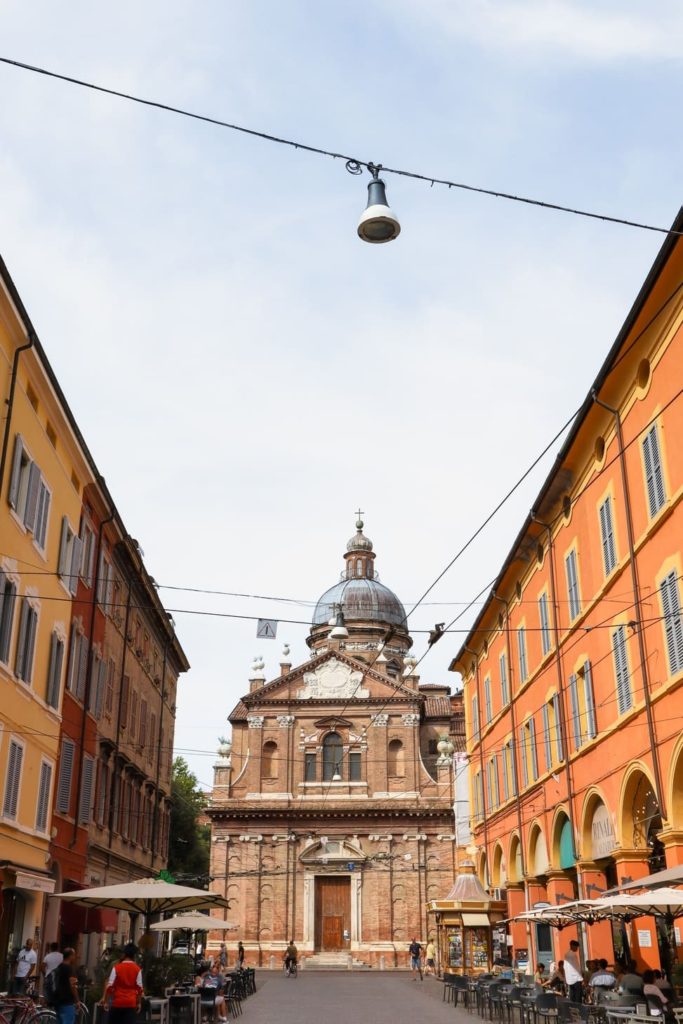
53,948 -> 81,1024
13,938 -> 37,994
409,938 -> 423,981
564,940 -> 583,1003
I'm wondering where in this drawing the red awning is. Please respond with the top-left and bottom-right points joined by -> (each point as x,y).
60,901 -> 118,935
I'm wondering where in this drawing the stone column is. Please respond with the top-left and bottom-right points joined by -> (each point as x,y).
546,871 -> 579,960
613,850 -> 660,971
576,861 -> 613,962
506,884 -> 529,969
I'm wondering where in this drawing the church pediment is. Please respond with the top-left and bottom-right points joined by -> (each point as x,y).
242,649 -> 421,705
300,837 -> 366,865
314,715 -> 354,728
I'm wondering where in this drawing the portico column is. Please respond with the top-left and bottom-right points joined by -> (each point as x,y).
576,861 -> 612,961
506,884 -> 528,969
660,829 -> 683,867
613,850 -> 659,971
546,871 -> 578,960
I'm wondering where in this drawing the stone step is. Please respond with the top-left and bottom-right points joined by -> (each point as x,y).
303,953 -> 371,970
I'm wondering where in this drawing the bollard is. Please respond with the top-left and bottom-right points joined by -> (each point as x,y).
269,955 -> 276,971
347,953 -> 353,970
379,955 -> 385,971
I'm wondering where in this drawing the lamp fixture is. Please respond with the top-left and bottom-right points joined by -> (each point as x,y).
329,604 -> 349,640
357,163 -> 400,244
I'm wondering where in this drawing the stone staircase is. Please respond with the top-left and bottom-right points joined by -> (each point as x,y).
302,952 -> 371,970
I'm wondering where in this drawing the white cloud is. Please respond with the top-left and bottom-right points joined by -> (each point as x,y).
384,0 -> 683,61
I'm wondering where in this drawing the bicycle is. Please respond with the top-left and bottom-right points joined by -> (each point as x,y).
283,959 -> 297,978
0,995 -> 57,1024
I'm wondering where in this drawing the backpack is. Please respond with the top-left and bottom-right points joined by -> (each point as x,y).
44,969 -> 57,1006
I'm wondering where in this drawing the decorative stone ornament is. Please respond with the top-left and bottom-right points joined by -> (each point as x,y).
247,715 -> 265,729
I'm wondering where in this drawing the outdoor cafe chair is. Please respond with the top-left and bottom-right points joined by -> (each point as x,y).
532,991 -> 558,1024
442,977 -> 458,1004
225,981 -> 242,1020
453,976 -> 471,1009
198,988 -> 219,1023
501,986 -> 524,1024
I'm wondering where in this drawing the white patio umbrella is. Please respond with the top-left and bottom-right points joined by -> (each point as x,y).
150,913 -> 237,932
604,865 -> 683,895
511,900 -> 603,927
593,888 -> 683,920
52,877 -> 229,933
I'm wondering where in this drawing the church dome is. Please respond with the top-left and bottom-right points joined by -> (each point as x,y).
346,517 -> 373,553
312,578 -> 407,628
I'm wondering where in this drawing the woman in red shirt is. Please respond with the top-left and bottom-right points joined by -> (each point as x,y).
101,944 -> 144,1024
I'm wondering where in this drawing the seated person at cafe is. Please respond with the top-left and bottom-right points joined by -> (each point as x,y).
535,964 -> 547,986
643,970 -> 669,1009
618,962 -> 644,994
590,960 -> 616,991
197,964 -> 228,1022
653,970 -> 674,998
546,961 -> 566,993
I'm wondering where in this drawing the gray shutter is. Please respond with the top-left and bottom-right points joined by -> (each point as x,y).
56,739 -> 75,814
501,745 -> 509,801
569,673 -> 581,748
46,634 -> 64,708
23,606 -> 37,683
58,517 -> 70,578
613,626 -> 632,713
553,693 -> 564,760
66,624 -> 77,692
599,498 -> 616,574
661,571 -> 683,675
79,756 -> 95,823
583,662 -> 597,739
0,578 -> 16,663
500,654 -> 508,704
77,635 -> 88,701
3,741 -> 23,817
36,762 -> 52,833
14,599 -> 29,679
520,727 -> 528,787
69,536 -> 83,596
529,718 -> 538,780
484,677 -> 491,722
7,435 -> 23,509
95,658 -> 107,717
23,461 -> 41,530
542,703 -> 552,770
34,480 -> 50,549
649,427 -> 666,510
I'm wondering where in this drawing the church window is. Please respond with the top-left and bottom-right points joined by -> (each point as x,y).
322,732 -> 343,781
261,741 -> 277,779
388,738 -> 405,777
349,752 -> 361,781
356,558 -> 362,577
305,752 -> 316,782
366,562 -> 373,579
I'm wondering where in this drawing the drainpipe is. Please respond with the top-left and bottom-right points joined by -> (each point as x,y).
464,646 -> 490,887
0,332 -> 35,495
530,515 -> 580,867
591,391 -> 666,821
150,642 -> 168,867
71,505 -> 114,847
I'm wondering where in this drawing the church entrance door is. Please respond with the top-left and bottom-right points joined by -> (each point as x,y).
314,876 -> 350,951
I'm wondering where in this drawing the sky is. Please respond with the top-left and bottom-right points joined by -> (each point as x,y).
2,0 -> 682,790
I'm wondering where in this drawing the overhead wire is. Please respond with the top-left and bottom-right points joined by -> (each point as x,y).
1,55 -> 682,239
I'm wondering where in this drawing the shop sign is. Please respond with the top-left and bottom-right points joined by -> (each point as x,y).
15,872 -> 55,893
591,803 -> 615,859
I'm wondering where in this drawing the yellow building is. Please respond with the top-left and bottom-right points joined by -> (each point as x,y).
0,258 -> 96,983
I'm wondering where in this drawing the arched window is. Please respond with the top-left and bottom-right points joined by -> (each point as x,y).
366,562 -> 373,579
388,738 -> 405,777
261,741 -> 277,779
356,558 -> 363,577
323,732 -> 343,781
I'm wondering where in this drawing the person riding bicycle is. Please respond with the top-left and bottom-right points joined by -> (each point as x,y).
284,940 -> 298,973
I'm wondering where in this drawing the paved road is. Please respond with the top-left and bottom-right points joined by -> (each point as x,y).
246,972 -> 466,1024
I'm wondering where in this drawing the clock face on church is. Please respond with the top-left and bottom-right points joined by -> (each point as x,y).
299,657 -> 368,699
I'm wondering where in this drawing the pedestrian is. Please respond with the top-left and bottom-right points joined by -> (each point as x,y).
101,942 -> 144,1024
409,937 -> 423,981
52,948 -> 81,1024
12,937 -> 38,994
237,941 -> 245,969
41,942 -> 64,1002
564,940 -> 584,1003
425,938 -> 436,976
218,943 -> 228,969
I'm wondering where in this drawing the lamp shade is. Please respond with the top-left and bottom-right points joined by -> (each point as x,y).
358,178 -> 400,243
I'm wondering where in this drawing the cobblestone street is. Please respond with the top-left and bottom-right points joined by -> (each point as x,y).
247,972 -> 464,1024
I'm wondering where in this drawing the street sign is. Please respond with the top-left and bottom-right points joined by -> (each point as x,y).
256,619 -> 278,639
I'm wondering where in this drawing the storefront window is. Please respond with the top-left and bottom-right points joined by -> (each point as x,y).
466,927 -> 489,971
448,930 -> 463,968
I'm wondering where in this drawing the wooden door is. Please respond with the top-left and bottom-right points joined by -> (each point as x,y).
314,877 -> 351,950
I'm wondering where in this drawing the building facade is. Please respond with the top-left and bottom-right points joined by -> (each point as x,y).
450,208 -> 683,973
0,255 -> 189,982
208,520 -> 466,967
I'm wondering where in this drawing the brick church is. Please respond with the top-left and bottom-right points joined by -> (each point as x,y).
207,518 -> 467,967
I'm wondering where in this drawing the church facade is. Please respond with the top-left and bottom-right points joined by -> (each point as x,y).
207,519 -> 467,967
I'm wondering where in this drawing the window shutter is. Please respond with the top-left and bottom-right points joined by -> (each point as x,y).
8,435 -> 24,509
95,658 -> 107,717
56,738 -> 75,814
46,633 -> 64,708
22,606 -> 37,683
36,762 -> 52,833
471,694 -> 479,741
69,536 -> 83,596
96,762 -> 108,825
484,677 -> 492,722
3,741 -> 23,818
568,673 -> 581,748
599,498 -> 617,575
583,662 -> 597,739
23,461 -> 41,530
501,745 -> 509,801
79,756 -> 95,823
649,426 -> 666,511
520,727 -> 528,787
14,599 -> 29,679
552,693 -> 564,760
529,718 -> 538,780
77,634 -> 88,701
58,517 -> 70,578
485,762 -> 492,811
139,699 -> 148,746
66,624 -> 78,692
500,654 -> 508,705
566,552 -> 581,619
542,704 -> 551,770
661,572 -> 683,675
121,675 -> 130,729
517,627 -> 527,680
613,626 -> 632,714
34,480 -> 50,549
0,576 -> 16,663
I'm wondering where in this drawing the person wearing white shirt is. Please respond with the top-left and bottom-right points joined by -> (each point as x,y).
564,940 -> 583,1003
13,938 -> 38,994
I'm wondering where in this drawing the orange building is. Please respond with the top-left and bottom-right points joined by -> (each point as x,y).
450,208 -> 683,974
